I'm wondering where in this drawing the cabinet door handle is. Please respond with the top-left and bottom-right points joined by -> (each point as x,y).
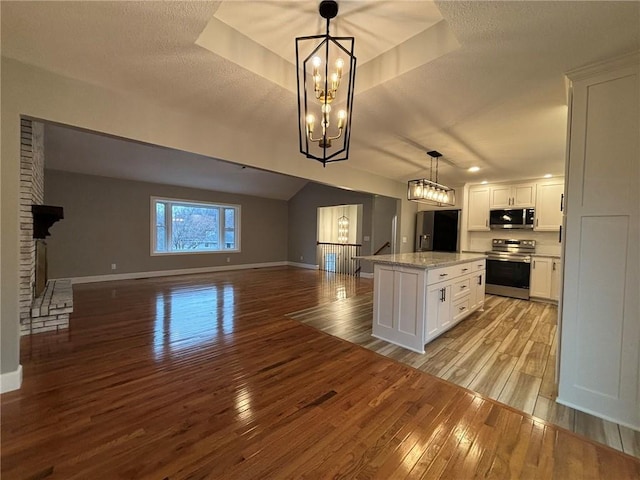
443,288 -> 446,302
485,219 -> 488,228
536,218 -> 539,227
533,260 -> 536,268
560,193 -> 564,212
459,306 -> 466,311
461,268 -> 469,272
478,274 -> 482,286
559,225 -> 562,243
552,262 -> 556,271
439,273 -> 448,277
461,285 -> 467,289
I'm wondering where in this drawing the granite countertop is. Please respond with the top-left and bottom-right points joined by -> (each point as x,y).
356,252 -> 487,269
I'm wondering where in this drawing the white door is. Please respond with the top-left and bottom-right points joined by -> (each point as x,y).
535,182 -> 564,231
489,185 -> 512,208
467,187 -> 490,231
530,257 -> 552,299
550,259 -> 562,302
512,183 -> 536,207
558,58 -> 639,429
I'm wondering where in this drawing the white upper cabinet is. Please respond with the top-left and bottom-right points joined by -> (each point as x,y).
489,182 -> 536,208
489,185 -> 512,208
467,186 -> 490,231
535,181 -> 565,231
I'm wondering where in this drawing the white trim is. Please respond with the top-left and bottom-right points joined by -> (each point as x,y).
58,262 -> 289,284
360,272 -> 374,279
565,50 -> 639,82
556,397 -> 639,432
1,365 -> 23,393
286,262 -> 319,270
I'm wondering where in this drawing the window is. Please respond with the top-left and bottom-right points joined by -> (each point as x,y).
151,197 -> 240,254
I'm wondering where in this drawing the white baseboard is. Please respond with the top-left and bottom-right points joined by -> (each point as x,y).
555,397 -> 640,431
1,365 -> 23,393
360,272 -> 374,279
286,262 -> 319,270
59,261 -> 290,284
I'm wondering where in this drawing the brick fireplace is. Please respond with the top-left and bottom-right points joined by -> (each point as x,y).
19,119 -> 71,335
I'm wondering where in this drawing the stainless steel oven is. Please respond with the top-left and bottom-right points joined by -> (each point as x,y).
485,239 -> 536,300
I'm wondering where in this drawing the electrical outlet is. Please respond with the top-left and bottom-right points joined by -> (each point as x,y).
111,263 -> 116,270
226,257 -> 231,263
402,236 -> 407,244
300,255 -> 304,261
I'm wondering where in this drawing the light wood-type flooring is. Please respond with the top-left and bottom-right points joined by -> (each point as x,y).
288,287 -> 640,460
2,267 -> 639,479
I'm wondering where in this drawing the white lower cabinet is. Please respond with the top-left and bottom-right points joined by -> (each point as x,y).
425,283 -> 451,341
470,268 -> 486,311
373,258 -> 486,353
530,256 -> 560,301
550,258 -> 562,302
424,260 -> 486,344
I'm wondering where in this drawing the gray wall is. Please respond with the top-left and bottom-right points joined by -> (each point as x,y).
44,170 -> 289,278
287,183 -> 399,273
371,195 -> 399,255
288,183 -> 373,266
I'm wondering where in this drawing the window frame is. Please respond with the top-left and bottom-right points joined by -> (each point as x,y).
150,196 -> 241,256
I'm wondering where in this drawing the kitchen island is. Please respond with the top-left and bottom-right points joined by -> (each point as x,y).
358,252 -> 487,353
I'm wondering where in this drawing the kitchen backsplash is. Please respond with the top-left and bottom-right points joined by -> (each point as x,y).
467,230 -> 562,255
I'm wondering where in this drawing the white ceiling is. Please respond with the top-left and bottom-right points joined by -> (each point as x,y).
2,1 -> 639,195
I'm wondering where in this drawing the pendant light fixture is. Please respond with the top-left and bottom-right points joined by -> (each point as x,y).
407,151 -> 456,206
296,0 -> 356,166
337,214 -> 349,243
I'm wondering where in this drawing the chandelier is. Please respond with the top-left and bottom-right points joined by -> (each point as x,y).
407,151 -> 456,206
337,214 -> 349,243
296,0 -> 356,166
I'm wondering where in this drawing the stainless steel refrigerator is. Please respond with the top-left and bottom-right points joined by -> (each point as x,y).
415,210 -> 460,252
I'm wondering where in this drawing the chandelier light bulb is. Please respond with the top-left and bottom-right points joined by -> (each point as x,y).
312,56 -> 322,68
306,114 -> 315,134
337,109 -> 346,129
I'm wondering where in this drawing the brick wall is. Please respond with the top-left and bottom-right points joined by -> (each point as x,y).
19,119 -> 45,335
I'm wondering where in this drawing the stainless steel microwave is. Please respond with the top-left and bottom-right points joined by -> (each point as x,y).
489,208 -> 535,229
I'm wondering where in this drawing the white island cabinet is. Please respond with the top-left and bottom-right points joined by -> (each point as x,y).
359,252 -> 486,353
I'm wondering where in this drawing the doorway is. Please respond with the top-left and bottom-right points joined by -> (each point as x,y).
317,204 -> 363,275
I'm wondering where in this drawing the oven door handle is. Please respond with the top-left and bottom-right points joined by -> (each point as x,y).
486,255 -> 531,264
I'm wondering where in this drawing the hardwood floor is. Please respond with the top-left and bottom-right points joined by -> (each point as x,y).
289,288 -> 640,460
2,267 -> 639,479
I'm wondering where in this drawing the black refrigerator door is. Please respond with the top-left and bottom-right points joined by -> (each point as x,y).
415,211 -> 435,251
432,210 -> 459,252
